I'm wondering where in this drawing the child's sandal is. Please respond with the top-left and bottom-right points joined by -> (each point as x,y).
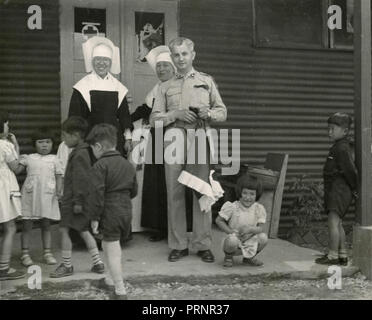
20,254 -> 34,267
223,256 -> 233,268
44,253 -> 57,265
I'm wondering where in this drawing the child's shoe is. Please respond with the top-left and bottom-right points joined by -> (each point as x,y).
43,253 -> 57,265
0,268 -> 26,281
339,257 -> 348,266
20,254 -> 34,267
91,262 -> 105,274
50,263 -> 74,278
242,257 -> 264,267
223,255 -> 233,268
315,254 -> 339,265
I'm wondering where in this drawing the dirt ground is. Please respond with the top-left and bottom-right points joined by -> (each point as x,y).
1,272 -> 371,300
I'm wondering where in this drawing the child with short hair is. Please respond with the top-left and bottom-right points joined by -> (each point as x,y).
50,116 -> 104,278
215,175 -> 268,268
0,111 -> 25,280
86,123 -> 137,300
19,128 -> 63,267
315,112 -> 357,265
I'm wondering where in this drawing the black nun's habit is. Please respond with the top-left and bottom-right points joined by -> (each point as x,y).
68,36 -> 132,156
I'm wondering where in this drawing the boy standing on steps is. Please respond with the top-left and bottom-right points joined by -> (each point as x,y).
87,124 -> 137,300
315,113 -> 358,266
50,116 -> 104,278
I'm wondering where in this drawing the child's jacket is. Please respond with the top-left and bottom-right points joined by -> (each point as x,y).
323,137 -> 358,215
86,150 -> 138,221
61,142 -> 95,215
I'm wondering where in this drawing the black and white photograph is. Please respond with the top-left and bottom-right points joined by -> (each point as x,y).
0,0 -> 372,307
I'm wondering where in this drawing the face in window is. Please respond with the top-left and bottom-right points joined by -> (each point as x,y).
240,188 -> 256,208
92,56 -> 112,78
156,61 -> 175,82
170,43 -> 195,74
35,139 -> 53,155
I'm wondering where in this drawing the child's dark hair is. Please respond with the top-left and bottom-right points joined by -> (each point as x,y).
0,110 -> 9,133
62,116 -> 88,138
86,123 -> 117,149
327,112 -> 352,130
235,175 -> 263,201
32,127 -> 56,146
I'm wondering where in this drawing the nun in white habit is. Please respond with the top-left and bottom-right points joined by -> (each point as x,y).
131,46 -> 175,241
68,36 -> 132,156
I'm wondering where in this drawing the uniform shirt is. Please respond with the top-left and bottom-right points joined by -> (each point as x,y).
323,137 -> 357,191
150,68 -> 227,128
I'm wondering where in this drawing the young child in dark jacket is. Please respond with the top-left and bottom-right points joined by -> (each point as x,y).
315,112 -> 358,266
86,123 -> 137,300
50,117 -> 104,278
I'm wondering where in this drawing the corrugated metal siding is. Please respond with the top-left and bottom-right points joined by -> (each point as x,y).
180,0 -> 355,237
0,0 -> 60,157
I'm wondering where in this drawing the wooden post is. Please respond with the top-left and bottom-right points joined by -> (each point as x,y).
354,0 -> 372,226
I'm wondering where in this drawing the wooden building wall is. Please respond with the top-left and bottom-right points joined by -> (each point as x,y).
0,0 -> 61,156
179,0 -> 355,237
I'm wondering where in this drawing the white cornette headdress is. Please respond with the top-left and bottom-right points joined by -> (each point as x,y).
82,36 -> 121,74
145,45 -> 175,73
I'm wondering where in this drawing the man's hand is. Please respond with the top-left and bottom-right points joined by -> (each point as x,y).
198,107 -> 211,120
124,140 -> 133,153
73,204 -> 83,214
174,110 -> 198,123
91,221 -> 99,235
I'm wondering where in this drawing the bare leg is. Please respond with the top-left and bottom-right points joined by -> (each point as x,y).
338,220 -> 347,259
102,240 -> 126,296
60,227 -> 73,267
20,220 -> 34,266
0,220 -> 17,271
41,219 -> 57,264
327,211 -> 340,259
60,227 -> 72,252
256,233 -> 268,254
21,220 -> 33,250
80,231 -> 103,268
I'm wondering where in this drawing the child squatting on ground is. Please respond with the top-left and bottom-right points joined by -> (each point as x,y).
86,123 -> 138,300
19,128 -> 63,267
50,116 -> 105,278
315,112 -> 358,266
215,175 -> 268,268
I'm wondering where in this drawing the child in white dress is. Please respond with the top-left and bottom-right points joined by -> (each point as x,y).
19,128 -> 63,267
0,111 -> 25,280
215,175 -> 268,267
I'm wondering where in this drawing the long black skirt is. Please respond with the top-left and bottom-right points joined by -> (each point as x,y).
140,127 -> 168,233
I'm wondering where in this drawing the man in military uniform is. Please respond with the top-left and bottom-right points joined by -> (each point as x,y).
150,37 -> 227,263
